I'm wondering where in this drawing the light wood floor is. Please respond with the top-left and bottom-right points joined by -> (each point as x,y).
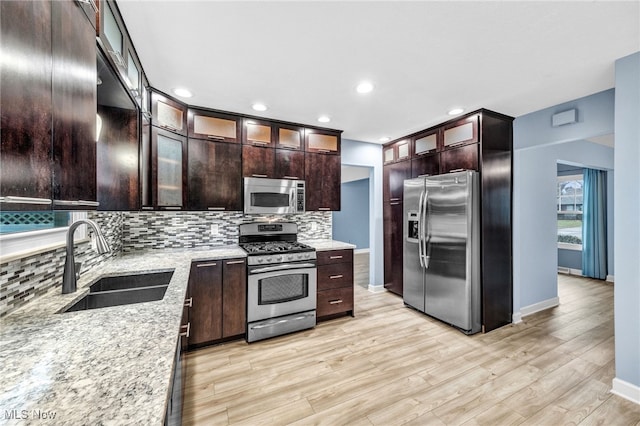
182,274 -> 640,425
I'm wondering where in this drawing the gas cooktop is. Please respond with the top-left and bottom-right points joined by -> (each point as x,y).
240,241 -> 314,256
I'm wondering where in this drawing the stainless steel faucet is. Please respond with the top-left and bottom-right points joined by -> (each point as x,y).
62,219 -> 111,294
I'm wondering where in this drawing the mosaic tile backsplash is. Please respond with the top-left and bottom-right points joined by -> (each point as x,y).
0,211 -> 331,317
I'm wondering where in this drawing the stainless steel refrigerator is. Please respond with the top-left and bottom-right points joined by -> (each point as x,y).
403,170 -> 481,334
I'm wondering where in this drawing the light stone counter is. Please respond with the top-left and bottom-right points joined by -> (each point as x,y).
0,246 -> 246,425
302,239 -> 356,251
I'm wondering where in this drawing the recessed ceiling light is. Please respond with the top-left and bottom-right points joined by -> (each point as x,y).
356,81 -> 374,94
318,115 -> 331,123
379,137 -> 390,142
173,87 -> 193,98
252,103 -> 267,112
448,108 -> 464,115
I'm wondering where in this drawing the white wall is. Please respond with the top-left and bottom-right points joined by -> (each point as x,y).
341,139 -> 383,287
613,51 -> 640,400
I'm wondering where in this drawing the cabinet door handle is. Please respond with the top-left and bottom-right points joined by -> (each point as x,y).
329,299 -> 343,305
184,297 -> 193,308
180,322 -> 191,338
226,260 -> 246,265
161,124 -> 179,132
329,274 -> 344,279
329,255 -> 343,259
283,176 -> 299,180
143,111 -> 152,120
250,141 -> 269,146
318,207 -> 331,211
0,196 -> 52,205
161,206 -> 181,210
389,198 -> 400,202
449,168 -> 465,173
208,207 -> 225,211
53,200 -> 99,207
390,202 -> 400,206
251,174 -> 268,178
196,262 -> 218,268
418,174 -> 431,178
141,206 -> 154,210
317,149 -> 331,153
108,50 -> 125,67
76,0 -> 98,13
207,135 -> 225,141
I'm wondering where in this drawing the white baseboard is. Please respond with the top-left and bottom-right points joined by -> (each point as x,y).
612,378 -> 640,405
354,248 -> 370,254
520,297 -> 560,317
367,284 -> 386,293
512,311 -> 523,324
606,274 -> 615,283
558,267 -> 584,276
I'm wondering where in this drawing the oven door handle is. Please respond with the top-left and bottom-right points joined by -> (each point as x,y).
249,263 -> 316,274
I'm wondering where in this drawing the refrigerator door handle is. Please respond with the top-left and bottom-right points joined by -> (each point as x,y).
417,189 -> 425,269
423,190 -> 431,269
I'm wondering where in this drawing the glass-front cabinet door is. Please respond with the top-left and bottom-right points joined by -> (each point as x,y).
152,127 -> 186,209
188,109 -> 240,143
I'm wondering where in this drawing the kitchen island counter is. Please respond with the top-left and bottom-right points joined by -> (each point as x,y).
0,246 -> 246,425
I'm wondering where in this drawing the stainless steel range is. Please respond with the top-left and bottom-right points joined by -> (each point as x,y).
239,222 -> 317,343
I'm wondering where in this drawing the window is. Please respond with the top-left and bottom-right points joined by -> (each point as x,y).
557,174 -> 583,249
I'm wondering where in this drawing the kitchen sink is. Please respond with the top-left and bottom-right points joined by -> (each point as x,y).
61,270 -> 174,313
63,285 -> 169,313
89,271 -> 174,293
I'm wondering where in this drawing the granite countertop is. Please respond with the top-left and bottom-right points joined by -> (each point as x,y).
0,246 -> 246,425
302,239 -> 356,251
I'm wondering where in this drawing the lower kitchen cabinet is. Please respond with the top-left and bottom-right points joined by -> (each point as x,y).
316,249 -> 354,320
187,258 -> 246,348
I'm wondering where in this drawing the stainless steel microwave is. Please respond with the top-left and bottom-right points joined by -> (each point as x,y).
243,177 -> 305,214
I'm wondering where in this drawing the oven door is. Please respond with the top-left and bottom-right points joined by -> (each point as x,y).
244,177 -> 296,214
247,264 -> 317,323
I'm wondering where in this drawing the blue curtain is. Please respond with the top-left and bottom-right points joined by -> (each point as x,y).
582,168 -> 607,279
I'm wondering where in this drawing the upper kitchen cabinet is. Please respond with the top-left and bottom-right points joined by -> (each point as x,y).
96,50 -> 140,211
243,119 -> 273,147
383,161 -> 411,202
304,128 -> 341,154
96,0 -> 145,107
275,124 -> 304,151
151,127 -> 187,210
151,90 -> 188,136
411,129 -> 440,178
442,114 -> 479,149
305,153 -> 341,211
1,0 -> 98,211
188,108 -> 241,143
242,145 -> 275,179
188,139 -> 242,211
275,149 -> 305,181
0,0 -> 54,210
382,138 -> 411,165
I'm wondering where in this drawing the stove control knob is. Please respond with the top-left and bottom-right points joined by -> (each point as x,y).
257,257 -> 263,263
275,255 -> 283,262
296,254 -> 302,260
265,256 -> 272,263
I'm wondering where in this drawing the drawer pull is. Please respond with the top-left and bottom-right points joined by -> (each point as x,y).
207,135 -> 225,140
252,174 -> 268,178
180,322 -> 191,338
329,274 -> 343,279
329,299 -> 343,305
161,206 -> 182,210
196,262 -> 217,268
329,255 -> 343,259
184,297 -> 193,308
226,260 -> 246,265
0,196 -> 52,205
318,207 -> 331,211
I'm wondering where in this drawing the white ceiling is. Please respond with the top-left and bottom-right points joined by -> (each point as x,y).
117,1 -> 639,144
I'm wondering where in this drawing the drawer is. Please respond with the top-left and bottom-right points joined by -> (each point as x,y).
317,262 -> 353,291
317,287 -> 353,317
317,249 -> 353,266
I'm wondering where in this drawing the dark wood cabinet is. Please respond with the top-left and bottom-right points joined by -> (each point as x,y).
222,258 -> 247,338
151,90 -> 187,136
275,124 -> 304,150
243,119 -> 273,147
188,108 -> 241,143
440,143 -> 479,173
305,128 -> 340,154
383,139 -> 411,164
242,145 -> 275,179
188,257 -> 246,348
383,201 -> 404,296
188,260 -> 223,346
0,0 -> 97,211
411,153 -> 439,178
151,126 -> 187,209
316,249 -> 354,320
275,149 -> 305,180
381,109 -> 513,331
305,153 -> 341,211
383,160 -> 411,202
0,0 -> 53,210
188,139 -> 242,211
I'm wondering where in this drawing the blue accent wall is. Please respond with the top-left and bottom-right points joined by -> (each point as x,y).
332,178 -> 370,249
614,51 -> 640,390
